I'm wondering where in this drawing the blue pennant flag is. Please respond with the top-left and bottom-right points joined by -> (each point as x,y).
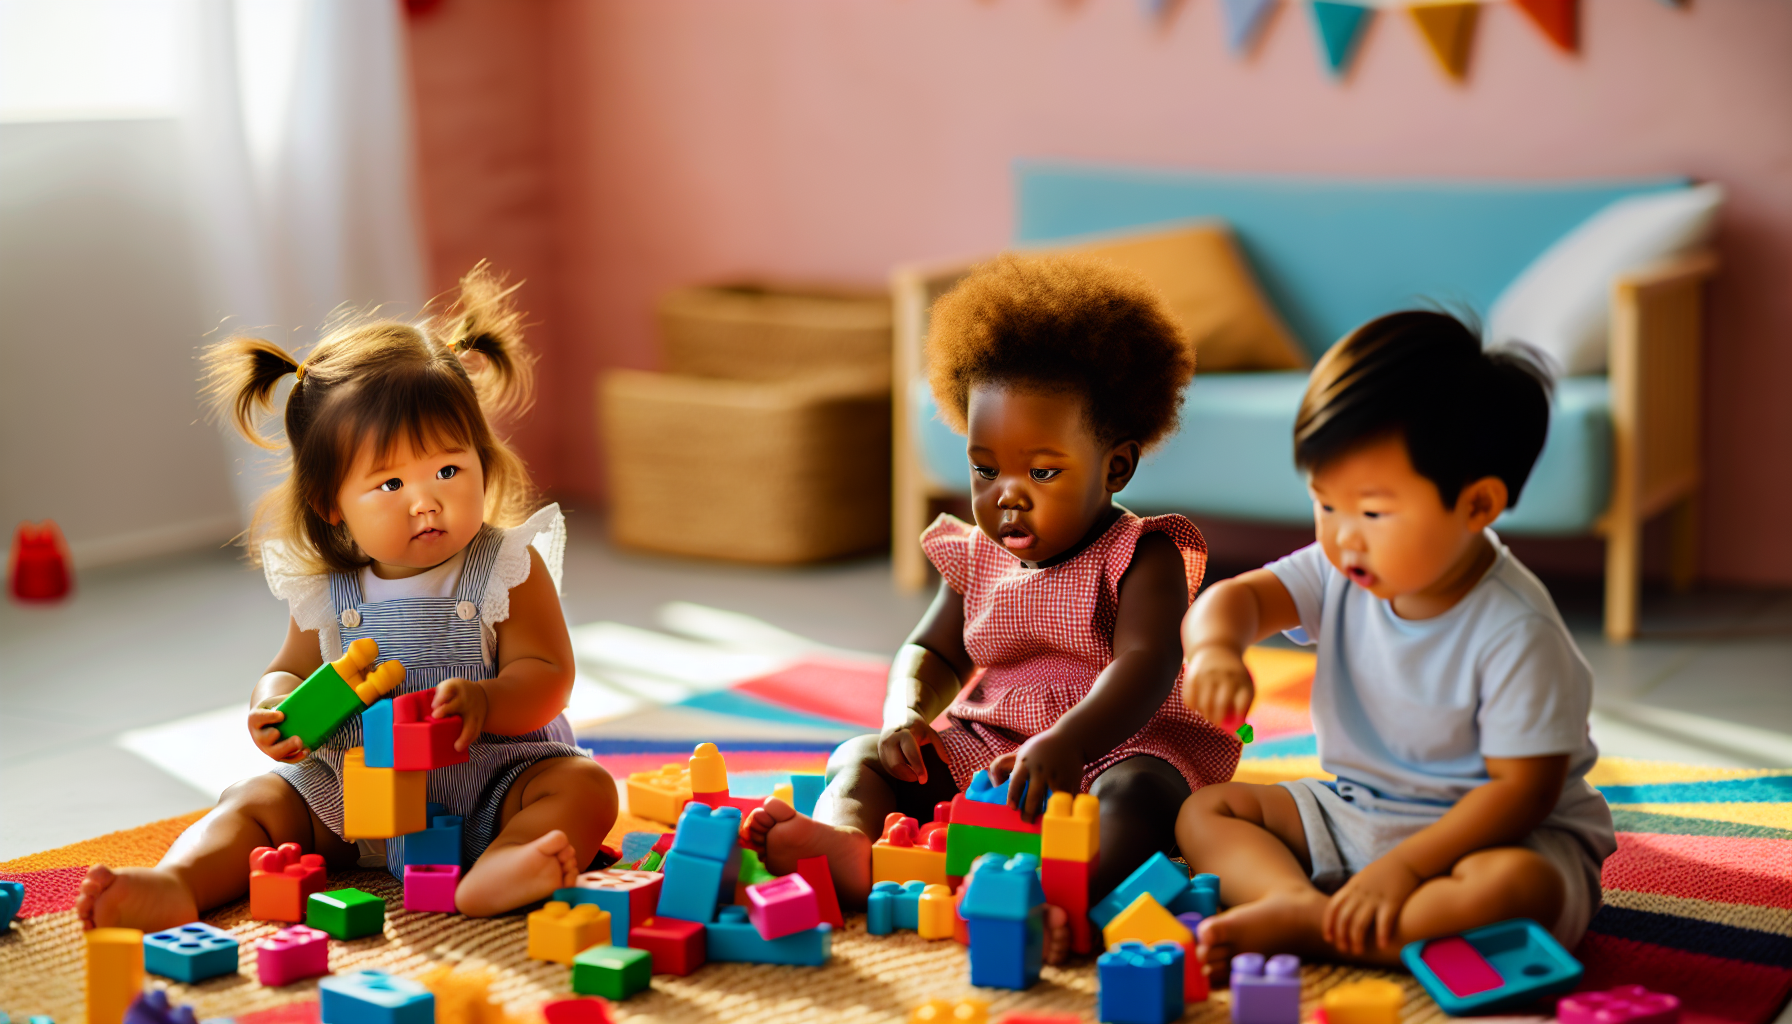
1221,0 -> 1280,54
1309,1 -> 1375,77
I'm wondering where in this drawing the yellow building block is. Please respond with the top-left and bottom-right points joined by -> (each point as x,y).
626,763 -> 692,826
342,746 -> 427,839
86,927 -> 144,1024
1322,978 -> 1405,1024
872,841 -> 948,886
689,741 -> 729,795
916,884 -> 955,940
910,998 -> 988,1023
527,901 -> 612,964
1101,892 -> 1192,949
1041,791 -> 1100,862
772,781 -> 794,806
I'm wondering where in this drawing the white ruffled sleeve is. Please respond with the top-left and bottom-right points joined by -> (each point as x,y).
263,540 -> 340,661
480,503 -> 566,631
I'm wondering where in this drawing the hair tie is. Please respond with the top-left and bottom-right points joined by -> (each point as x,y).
293,359 -> 309,382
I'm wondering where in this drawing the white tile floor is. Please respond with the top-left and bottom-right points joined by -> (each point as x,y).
2,511 -> 1787,860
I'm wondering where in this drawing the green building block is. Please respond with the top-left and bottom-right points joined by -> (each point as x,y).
737,849 -> 775,888
571,945 -> 651,1000
945,821 -> 1041,877
275,663 -> 365,750
307,887 -> 385,939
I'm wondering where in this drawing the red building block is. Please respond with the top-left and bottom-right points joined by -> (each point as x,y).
933,801 -> 953,824
794,855 -> 843,928
249,844 -> 328,922
1179,942 -> 1211,1002
255,924 -> 330,986
948,793 -> 1041,834
953,883 -> 969,946
9,521 -> 71,601
629,916 -> 706,976
541,998 -> 616,1024
1040,856 -> 1094,954
392,690 -> 470,770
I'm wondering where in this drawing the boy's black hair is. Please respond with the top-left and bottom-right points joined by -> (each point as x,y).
1294,310 -> 1554,509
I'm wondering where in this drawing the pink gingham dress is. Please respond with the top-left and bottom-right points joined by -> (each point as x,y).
922,510 -> 1241,794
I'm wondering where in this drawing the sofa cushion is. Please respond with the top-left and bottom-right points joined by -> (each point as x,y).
914,373 -> 1611,536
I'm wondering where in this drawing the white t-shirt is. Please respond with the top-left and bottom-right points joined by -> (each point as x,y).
1267,533 -> 1614,855
360,548 -> 466,603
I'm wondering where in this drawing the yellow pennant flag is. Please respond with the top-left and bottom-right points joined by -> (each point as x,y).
1409,2 -> 1480,81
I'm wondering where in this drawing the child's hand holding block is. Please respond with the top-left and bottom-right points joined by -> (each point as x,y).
274,639 -> 404,750
392,689 -> 470,770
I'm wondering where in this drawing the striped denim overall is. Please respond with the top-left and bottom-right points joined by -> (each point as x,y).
272,524 -> 584,878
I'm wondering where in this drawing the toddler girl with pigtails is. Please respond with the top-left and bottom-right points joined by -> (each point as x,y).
77,265 -> 616,931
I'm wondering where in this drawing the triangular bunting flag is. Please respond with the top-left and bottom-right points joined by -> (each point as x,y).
1309,1 -> 1375,78
1221,0 -> 1281,54
1138,0 -> 1173,19
1410,2 -> 1479,81
1512,0 -> 1578,53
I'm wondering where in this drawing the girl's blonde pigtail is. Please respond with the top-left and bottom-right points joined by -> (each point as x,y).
201,336 -> 303,449
441,261 -> 535,422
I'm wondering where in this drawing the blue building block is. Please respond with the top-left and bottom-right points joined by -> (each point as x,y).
361,698 -> 394,768
967,913 -> 1044,990
318,970 -> 435,1024
1168,873 -> 1220,918
960,853 -> 1044,921
1402,919 -> 1583,1016
619,831 -> 662,865
866,880 -> 929,934
1230,952 -> 1301,1024
1091,852 -> 1190,929
1098,941 -> 1185,1024
124,991 -> 197,1024
399,805 -> 464,867
963,769 -> 1048,809
789,774 -> 825,817
706,905 -> 832,966
670,802 -> 742,863
0,880 -> 22,929
143,922 -> 239,982
658,849 -> 727,922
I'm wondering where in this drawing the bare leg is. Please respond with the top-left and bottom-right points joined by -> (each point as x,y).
1362,847 -> 1565,964
1176,782 -> 1333,968
77,773 -> 353,932
456,756 -> 618,917
1088,756 -> 1190,897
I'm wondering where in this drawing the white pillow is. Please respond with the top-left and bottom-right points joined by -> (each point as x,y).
1487,183 -> 1723,376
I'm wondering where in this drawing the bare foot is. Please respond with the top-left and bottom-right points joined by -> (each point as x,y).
745,799 -> 873,908
455,830 -> 580,917
1040,904 -> 1071,964
76,865 -> 199,932
1196,888 -> 1331,973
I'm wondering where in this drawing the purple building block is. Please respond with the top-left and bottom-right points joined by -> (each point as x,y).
256,924 -> 331,986
1231,952 -> 1301,1024
402,864 -> 459,913
1559,986 -> 1681,1024
745,873 -> 819,940
124,991 -> 197,1024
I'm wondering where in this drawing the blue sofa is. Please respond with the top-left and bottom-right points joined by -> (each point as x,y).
890,164 -> 1717,640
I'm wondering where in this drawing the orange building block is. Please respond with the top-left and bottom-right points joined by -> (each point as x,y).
1101,892 -> 1192,949
528,901 -> 613,965
342,746 -> 427,839
1040,792 -> 1099,863
250,842 -> 328,922
917,884 -> 956,939
626,764 -> 692,826
872,812 -> 949,886
910,998 -> 988,1023
86,927 -> 144,1024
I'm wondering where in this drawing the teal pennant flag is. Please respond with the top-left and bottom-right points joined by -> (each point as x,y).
1309,1 -> 1375,77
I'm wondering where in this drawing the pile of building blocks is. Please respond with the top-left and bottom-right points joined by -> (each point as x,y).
960,852 -> 1046,990
1558,986 -> 1681,1024
945,771 -> 1044,878
273,639 -> 404,751
873,812 -> 949,886
1317,979 -> 1404,1024
1039,791 -> 1098,953
556,869 -> 664,945
529,902 -> 613,964
658,802 -> 744,925
1098,941 -> 1186,1024
249,843 -> 329,922
320,969 -> 435,1024
0,880 -> 22,930
144,922 -> 238,983
1231,953 -> 1301,1024
307,887 -> 386,940
256,925 -> 331,986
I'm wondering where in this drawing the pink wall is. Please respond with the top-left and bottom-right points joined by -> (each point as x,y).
412,0 -> 1792,585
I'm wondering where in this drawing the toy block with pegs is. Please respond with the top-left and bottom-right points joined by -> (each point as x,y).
143,921 -> 237,982
558,869 -> 663,944
910,998 -> 989,1023
1090,852 -> 1189,930
1558,986 -> 1680,1024
249,842 -> 328,922
1231,953 -> 1301,1024
1168,872 -> 1219,917
318,969 -> 434,1024
1040,792 -> 1099,862
961,853 -> 1045,990
868,880 -> 930,935
948,770 -> 1043,835
85,928 -> 144,1024
670,801 -> 742,862
528,901 -> 612,964
274,638 -> 404,750
1098,941 -> 1185,1024
342,747 -> 426,839
392,689 -> 469,770
917,884 -> 955,939
685,742 -> 772,814
400,806 -> 464,867
255,924 -> 329,986
624,764 -> 692,826
873,812 -> 949,885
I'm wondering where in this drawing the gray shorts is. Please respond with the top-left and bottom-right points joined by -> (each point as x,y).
1279,778 -> 1603,949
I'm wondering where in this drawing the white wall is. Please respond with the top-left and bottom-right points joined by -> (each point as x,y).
0,119 -> 240,567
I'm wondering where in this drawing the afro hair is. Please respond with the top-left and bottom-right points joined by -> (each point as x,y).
925,253 -> 1194,451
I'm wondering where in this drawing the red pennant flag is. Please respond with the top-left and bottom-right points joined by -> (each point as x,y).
1512,0 -> 1577,53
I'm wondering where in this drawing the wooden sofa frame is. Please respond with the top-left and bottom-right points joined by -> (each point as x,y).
890,251 -> 1717,642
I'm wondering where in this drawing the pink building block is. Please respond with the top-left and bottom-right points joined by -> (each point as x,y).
744,872 -> 819,940
1559,986 -> 1681,1024
256,924 -> 330,986
403,864 -> 460,913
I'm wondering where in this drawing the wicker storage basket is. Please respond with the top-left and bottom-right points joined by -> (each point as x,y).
600,368 -> 891,563
658,285 -> 891,384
